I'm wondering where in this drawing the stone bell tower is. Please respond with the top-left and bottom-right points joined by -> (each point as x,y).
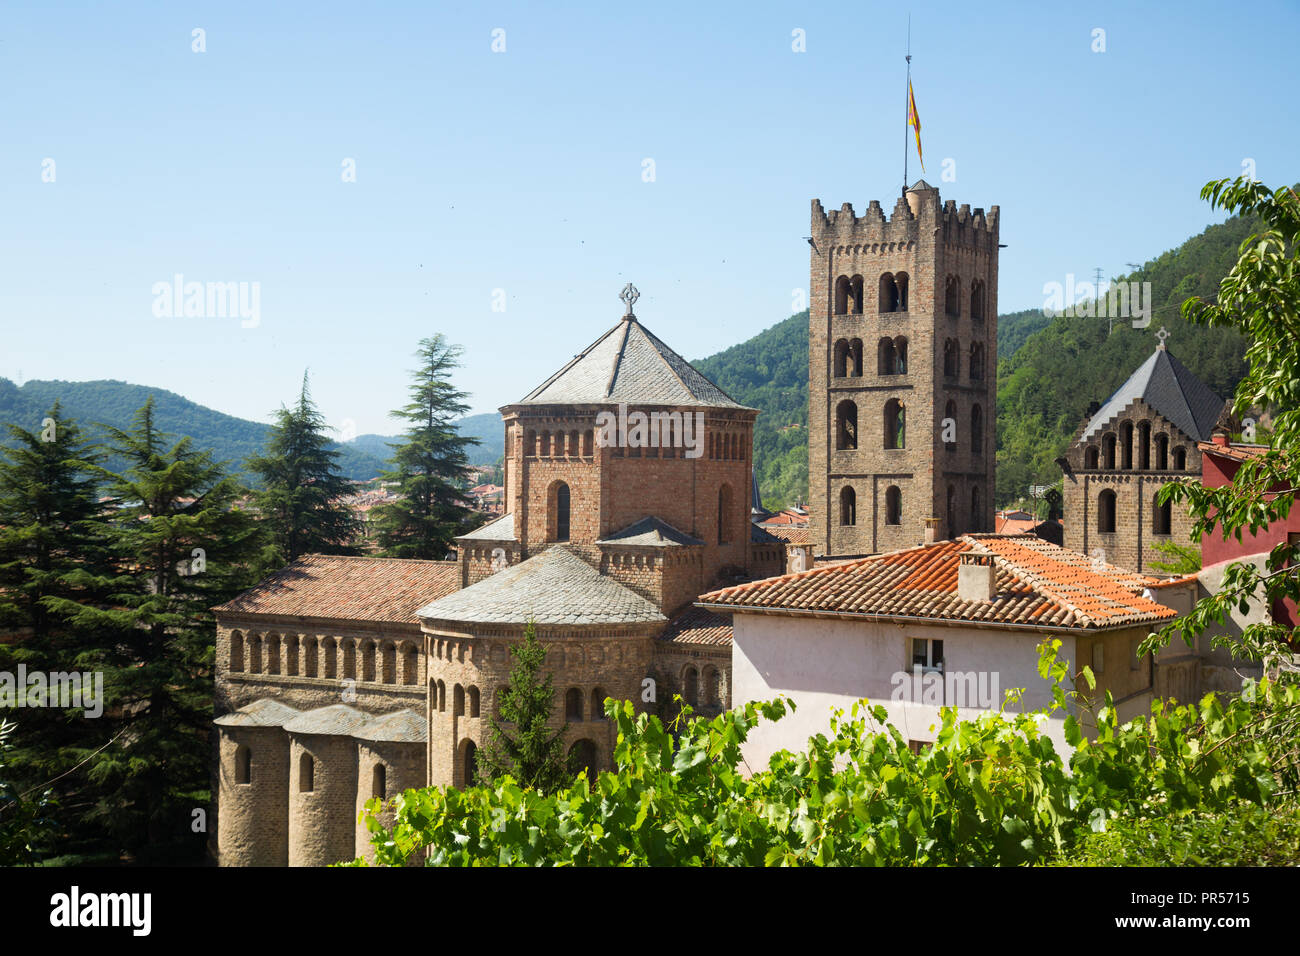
807,180 -> 999,556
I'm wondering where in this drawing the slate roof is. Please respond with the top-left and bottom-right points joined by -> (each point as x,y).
515,315 -> 751,409
354,709 -> 427,744
213,555 -> 460,624
1080,347 -> 1224,443
416,545 -> 666,627
596,516 -> 703,548
458,511 -> 516,542
283,704 -> 374,737
214,698 -> 300,728
657,606 -> 733,646
697,534 -> 1176,631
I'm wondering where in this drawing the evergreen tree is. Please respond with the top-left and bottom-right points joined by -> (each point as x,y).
0,405 -> 119,846
475,620 -> 571,793
246,371 -> 361,565
89,397 -> 265,853
372,335 -> 479,559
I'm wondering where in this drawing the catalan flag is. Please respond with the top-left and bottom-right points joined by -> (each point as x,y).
908,79 -> 924,173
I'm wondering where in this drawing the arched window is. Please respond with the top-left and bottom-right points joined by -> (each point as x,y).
947,485 -> 958,539
971,486 -> 983,532
1155,433 -> 1169,470
683,666 -> 699,706
1122,422 -> 1134,469
849,274 -> 864,314
249,634 -> 263,674
1098,489 -> 1117,533
1103,433 -> 1117,470
1139,421 -> 1151,470
551,481 -> 571,541
463,741 -> 478,787
229,631 -> 244,672
849,338 -> 863,376
321,637 -> 335,679
945,275 -> 960,316
884,399 -> 905,450
885,486 -> 902,525
454,684 -> 465,716
971,404 -> 983,454
468,686 -> 480,718
1085,446 -> 1100,469
566,688 -> 583,721
944,400 -> 957,452
894,272 -> 909,311
840,486 -> 857,526
524,429 -> 535,457
894,336 -> 908,374
381,641 -> 396,683
437,679 -> 446,713
718,483 -> 735,544
568,739 -> 598,779
703,667 -> 721,707
1153,494 -> 1172,535
361,640 -> 376,682
1172,446 -> 1187,470
583,429 -> 594,457
835,401 -> 858,451
303,636 -> 318,678
299,753 -> 314,793
969,342 -> 985,381
590,687 -> 606,720
943,339 -> 960,378
402,644 -> 419,685
878,337 -> 897,375
234,745 -> 251,785
540,431 -> 551,457
834,275 -> 850,315
372,763 -> 386,800
879,273 -> 901,313
833,339 -> 849,378
970,279 -> 986,321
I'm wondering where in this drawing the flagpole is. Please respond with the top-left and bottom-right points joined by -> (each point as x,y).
902,15 -> 911,199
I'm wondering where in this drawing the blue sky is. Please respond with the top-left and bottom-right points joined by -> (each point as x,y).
2,0 -> 1296,434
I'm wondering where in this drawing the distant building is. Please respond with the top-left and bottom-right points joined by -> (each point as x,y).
1059,338 -> 1224,573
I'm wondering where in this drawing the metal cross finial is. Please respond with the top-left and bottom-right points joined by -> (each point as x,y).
1155,326 -> 1170,350
619,282 -> 639,317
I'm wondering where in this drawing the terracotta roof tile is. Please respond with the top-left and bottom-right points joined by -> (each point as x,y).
657,606 -> 732,646
213,554 -> 460,624
697,535 -> 1176,631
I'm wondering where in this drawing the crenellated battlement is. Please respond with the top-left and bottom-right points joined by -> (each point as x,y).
812,184 -> 998,250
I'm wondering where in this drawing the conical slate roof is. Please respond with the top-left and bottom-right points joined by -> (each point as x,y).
514,314 -> 750,409
1080,347 -> 1224,443
416,545 -> 666,626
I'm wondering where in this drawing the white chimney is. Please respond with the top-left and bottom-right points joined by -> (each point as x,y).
923,516 -> 940,544
957,552 -> 997,602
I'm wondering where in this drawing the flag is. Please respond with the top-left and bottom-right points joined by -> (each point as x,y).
908,79 -> 924,173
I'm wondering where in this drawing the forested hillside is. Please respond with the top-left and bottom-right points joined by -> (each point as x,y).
994,213 -> 1256,505
0,379 -> 502,482
693,312 -> 809,509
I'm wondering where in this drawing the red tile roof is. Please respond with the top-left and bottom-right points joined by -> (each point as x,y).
697,534 -> 1175,631
1198,440 -> 1269,462
213,554 -> 460,624
757,525 -> 811,545
657,606 -> 733,646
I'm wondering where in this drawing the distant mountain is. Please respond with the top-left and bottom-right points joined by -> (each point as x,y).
0,378 -> 502,482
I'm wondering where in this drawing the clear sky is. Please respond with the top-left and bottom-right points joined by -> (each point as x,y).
3,0 -> 1296,434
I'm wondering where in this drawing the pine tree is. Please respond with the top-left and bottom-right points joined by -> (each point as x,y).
475,620 -> 571,793
372,335 -> 480,559
246,371 -> 361,566
89,397 -> 265,853
0,405 -> 119,848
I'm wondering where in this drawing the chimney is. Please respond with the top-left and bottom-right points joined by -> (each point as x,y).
1211,427 -> 1230,447
957,552 -> 997,602
923,516 -> 940,544
785,543 -> 813,574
